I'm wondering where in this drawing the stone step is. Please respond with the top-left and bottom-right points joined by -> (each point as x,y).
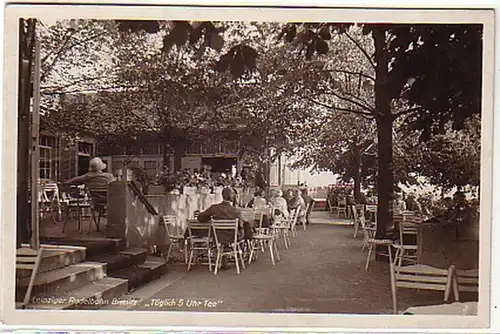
39,237 -> 125,259
111,256 -> 168,292
24,277 -> 129,310
19,247 -> 86,277
16,262 -> 107,301
91,248 -> 148,275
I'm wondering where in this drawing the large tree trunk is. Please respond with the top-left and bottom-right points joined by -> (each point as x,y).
373,27 -> 394,240
17,19 -> 36,248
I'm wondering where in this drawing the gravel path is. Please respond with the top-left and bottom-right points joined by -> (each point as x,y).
127,211 -> 447,314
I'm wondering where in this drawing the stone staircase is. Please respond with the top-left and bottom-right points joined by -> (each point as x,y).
17,238 -> 168,310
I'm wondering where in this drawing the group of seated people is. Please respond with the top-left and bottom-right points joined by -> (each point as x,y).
190,186 -> 314,240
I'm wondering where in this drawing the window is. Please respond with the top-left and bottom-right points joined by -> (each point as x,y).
39,135 -> 55,180
143,160 -> 158,179
78,142 -> 93,156
142,143 -> 159,155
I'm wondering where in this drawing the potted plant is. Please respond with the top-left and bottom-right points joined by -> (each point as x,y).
129,167 -> 150,195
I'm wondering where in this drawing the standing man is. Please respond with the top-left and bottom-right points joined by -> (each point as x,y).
301,188 -> 314,225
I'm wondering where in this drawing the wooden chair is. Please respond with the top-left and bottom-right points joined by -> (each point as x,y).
336,197 -> 348,218
248,207 -> 280,266
359,211 -> 376,251
289,207 -> 301,238
61,185 -> 90,233
272,208 -> 294,249
211,219 -> 246,275
328,197 -> 337,215
365,204 -> 378,224
448,267 -> 479,302
163,215 -> 187,263
87,189 -> 108,233
16,248 -> 43,308
365,237 -> 393,271
186,221 -> 213,272
393,220 -> 419,267
390,263 -> 455,314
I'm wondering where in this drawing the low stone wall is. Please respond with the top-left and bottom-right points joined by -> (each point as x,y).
107,182 -> 255,249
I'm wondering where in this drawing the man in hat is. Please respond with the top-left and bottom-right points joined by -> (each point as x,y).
63,157 -> 115,192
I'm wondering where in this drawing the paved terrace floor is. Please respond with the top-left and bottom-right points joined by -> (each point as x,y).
106,210 -> 452,314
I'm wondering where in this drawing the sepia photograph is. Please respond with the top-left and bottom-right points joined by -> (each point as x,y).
1,2 -> 496,330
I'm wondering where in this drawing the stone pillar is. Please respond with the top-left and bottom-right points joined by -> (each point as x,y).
106,181 -> 165,249
105,181 -> 128,239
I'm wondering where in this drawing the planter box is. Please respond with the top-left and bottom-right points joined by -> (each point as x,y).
418,223 -> 479,270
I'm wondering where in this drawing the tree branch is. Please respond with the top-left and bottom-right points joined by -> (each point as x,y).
303,96 -> 373,118
321,68 -> 375,82
315,88 -> 375,113
393,106 -> 425,119
344,31 -> 376,70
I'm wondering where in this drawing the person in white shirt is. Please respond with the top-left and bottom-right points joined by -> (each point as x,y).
270,189 -> 289,219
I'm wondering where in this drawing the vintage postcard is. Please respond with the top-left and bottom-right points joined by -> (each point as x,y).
0,1 -> 496,331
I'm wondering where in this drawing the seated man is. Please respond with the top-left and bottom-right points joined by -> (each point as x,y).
63,157 -> 115,195
198,187 -> 253,242
62,157 -> 115,230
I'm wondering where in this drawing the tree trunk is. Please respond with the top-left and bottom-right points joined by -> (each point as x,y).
373,27 -> 394,240
17,19 -> 36,248
173,147 -> 184,172
353,152 -> 362,202
162,127 -> 171,173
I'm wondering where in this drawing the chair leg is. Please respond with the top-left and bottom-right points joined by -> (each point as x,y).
234,249 -> 241,275
274,240 -> 280,261
239,245 -> 246,269
166,242 -> 174,262
269,242 -> 276,266
183,241 -> 188,264
187,249 -> 195,271
62,208 -> 69,232
389,260 -> 398,314
214,251 -> 221,275
398,248 -> 405,268
248,241 -> 256,264
365,243 -> 373,271
208,248 -> 212,272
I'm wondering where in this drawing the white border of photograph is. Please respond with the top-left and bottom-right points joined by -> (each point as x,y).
1,1 -> 497,331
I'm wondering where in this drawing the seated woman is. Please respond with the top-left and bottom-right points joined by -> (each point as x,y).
289,188 -> 306,224
270,189 -> 289,219
246,189 -> 272,228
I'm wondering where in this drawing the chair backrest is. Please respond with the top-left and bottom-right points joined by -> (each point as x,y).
391,264 -> 454,313
455,268 -> 479,293
240,208 -> 255,223
338,197 -> 347,207
193,210 -> 200,220
16,248 -> 43,305
365,204 -> 377,213
163,215 -> 179,236
398,221 -> 419,246
351,205 -> 358,218
88,189 -> 108,206
187,220 -> 211,239
211,218 -> 239,245
290,207 -> 300,229
393,264 -> 453,292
